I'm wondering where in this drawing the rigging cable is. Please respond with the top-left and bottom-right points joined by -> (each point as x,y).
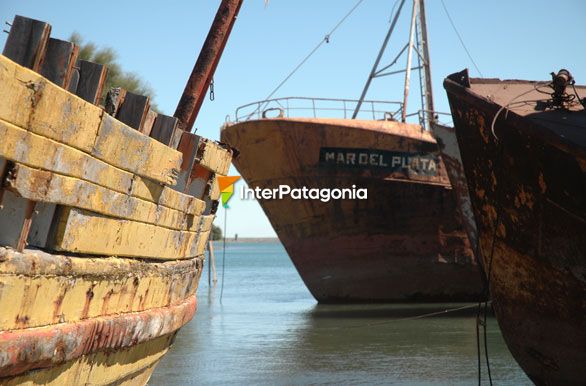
439,0 -> 483,77
248,0 -> 365,119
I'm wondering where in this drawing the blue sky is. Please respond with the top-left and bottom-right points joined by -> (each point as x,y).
2,1 -> 585,237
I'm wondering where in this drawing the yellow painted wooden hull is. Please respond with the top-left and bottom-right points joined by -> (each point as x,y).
0,53 -> 233,384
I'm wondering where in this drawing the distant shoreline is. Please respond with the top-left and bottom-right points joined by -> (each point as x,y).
210,237 -> 280,244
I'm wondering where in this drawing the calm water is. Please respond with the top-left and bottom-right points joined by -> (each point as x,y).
150,242 -> 531,385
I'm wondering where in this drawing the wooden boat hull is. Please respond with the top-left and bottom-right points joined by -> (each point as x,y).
445,73 -> 586,385
222,118 -> 483,303
0,50 -> 232,384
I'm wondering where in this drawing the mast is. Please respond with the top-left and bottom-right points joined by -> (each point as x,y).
352,0 -> 406,119
401,0 -> 419,123
418,0 -> 435,128
174,0 -> 243,132
352,0 -> 435,130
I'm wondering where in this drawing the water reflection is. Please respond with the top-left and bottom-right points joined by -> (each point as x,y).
150,242 -> 531,385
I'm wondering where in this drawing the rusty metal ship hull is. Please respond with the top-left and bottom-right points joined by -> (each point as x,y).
444,71 -> 586,385
222,117 -> 483,303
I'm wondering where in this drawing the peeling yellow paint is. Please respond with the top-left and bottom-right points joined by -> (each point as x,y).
198,139 -> 232,176
209,175 -> 221,201
0,55 -> 39,129
0,55 -> 182,186
10,164 -> 199,231
51,208 -> 199,259
0,248 -> 202,330
2,333 -> 173,386
131,175 -> 204,216
0,118 -> 133,194
94,115 -> 181,186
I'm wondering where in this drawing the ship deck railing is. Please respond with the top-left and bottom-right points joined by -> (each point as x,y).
233,97 -> 404,123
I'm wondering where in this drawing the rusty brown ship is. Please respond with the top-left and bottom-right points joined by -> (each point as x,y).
222,0 -> 483,303
0,1 -> 239,384
444,68 -> 586,385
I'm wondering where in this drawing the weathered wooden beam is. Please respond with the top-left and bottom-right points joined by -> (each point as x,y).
195,214 -> 215,256
0,118 -> 133,194
0,118 -> 201,219
0,248 -> 201,330
141,109 -> 157,136
175,132 -> 201,192
104,87 -> 127,116
67,67 -> 79,93
2,15 -> 51,71
40,38 -> 78,88
202,176 -> 221,215
8,163 -> 202,232
130,176 -> 203,215
95,115 -> 181,185
49,207 -> 199,259
16,200 -> 36,252
75,60 -> 107,104
116,91 -> 150,130
196,138 -> 232,175
0,56 -> 183,185
150,114 -> 182,148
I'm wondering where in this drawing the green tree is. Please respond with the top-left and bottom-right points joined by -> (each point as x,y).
69,32 -> 157,109
211,224 -> 223,241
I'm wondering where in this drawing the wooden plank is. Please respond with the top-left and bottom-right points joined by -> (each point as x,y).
0,56 -> 182,185
94,114 -> 181,186
67,67 -> 79,93
130,176 -> 204,216
16,200 -> 36,252
0,248 -> 201,330
175,132 -> 200,192
104,87 -> 127,116
203,176 -> 220,215
150,115 -> 182,148
49,207 -> 199,260
0,54 -> 44,130
208,175 -> 221,201
141,110 -> 157,136
200,214 -> 215,232
2,15 -> 51,71
8,163 -> 200,232
194,214 -> 215,256
0,118 -> 133,194
0,54 -> 102,149
30,75 -> 104,153
75,60 -> 107,105
40,38 -> 78,88
116,91 -> 149,130
196,138 -> 232,175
